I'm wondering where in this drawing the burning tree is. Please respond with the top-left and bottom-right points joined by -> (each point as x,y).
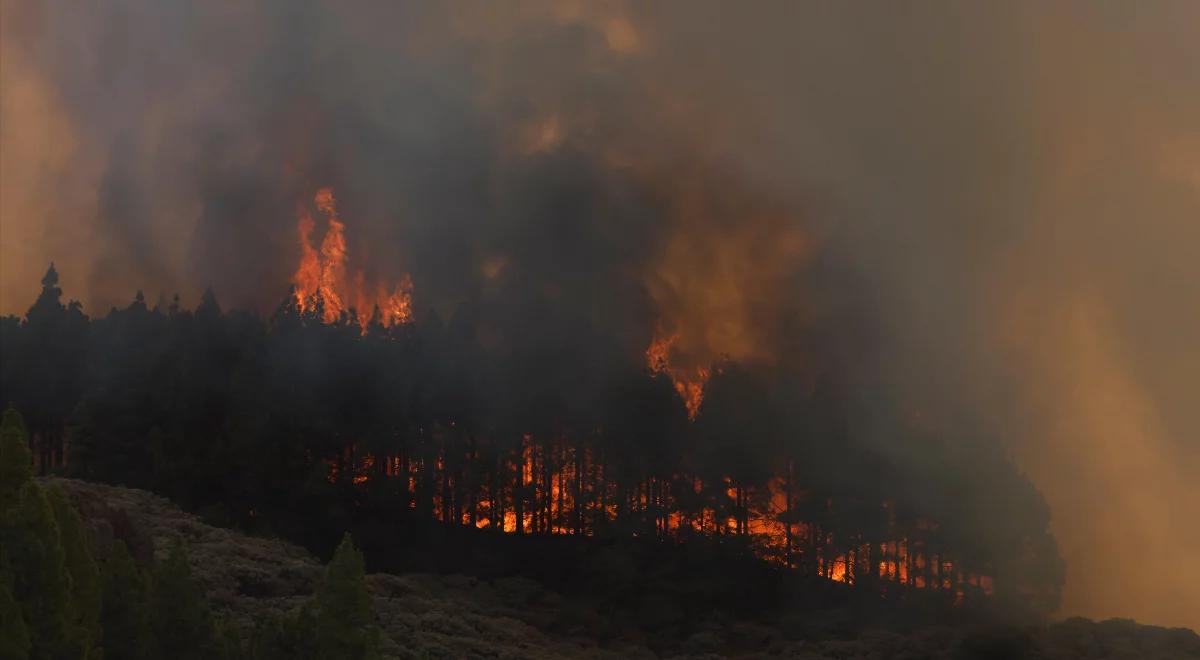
0,264 -> 1066,617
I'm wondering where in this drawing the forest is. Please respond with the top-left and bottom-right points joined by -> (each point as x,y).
1,404 -> 380,659
0,264 -> 1065,624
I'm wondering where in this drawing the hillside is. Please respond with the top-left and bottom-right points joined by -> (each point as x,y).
53,477 -> 1200,660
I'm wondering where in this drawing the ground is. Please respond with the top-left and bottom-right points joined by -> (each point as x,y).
51,478 -> 1200,660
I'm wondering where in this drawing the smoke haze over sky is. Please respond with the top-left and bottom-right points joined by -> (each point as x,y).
2,0 -> 1197,628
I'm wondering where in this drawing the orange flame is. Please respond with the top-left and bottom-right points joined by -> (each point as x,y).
646,327 -> 711,418
292,188 -> 413,331
645,329 -> 676,372
327,436 -> 993,600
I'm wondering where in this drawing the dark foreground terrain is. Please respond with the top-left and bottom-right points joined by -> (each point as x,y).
55,478 -> 1200,660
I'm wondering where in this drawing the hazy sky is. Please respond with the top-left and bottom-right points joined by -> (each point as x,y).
2,0 -> 1197,628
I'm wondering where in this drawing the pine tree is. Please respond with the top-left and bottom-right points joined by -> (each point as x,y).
4,482 -> 74,660
26,263 -> 65,323
100,541 -> 150,660
0,551 -> 31,660
251,603 -> 317,660
315,534 -> 378,660
148,539 -> 218,660
0,405 -> 33,509
250,617 -> 287,660
0,408 -> 73,659
214,617 -> 245,660
196,287 -> 222,318
48,485 -> 102,657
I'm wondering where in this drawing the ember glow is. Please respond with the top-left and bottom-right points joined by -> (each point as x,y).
291,188 -> 413,332
331,436 -> 994,600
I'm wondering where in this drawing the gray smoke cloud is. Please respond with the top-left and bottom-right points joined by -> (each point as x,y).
2,0 -> 1197,628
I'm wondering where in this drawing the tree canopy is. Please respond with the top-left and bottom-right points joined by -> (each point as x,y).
0,401 -> 229,659
0,266 -> 1066,617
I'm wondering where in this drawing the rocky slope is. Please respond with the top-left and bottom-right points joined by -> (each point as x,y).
52,478 -> 1200,660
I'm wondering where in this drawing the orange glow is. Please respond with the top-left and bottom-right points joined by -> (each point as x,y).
323,431 -> 993,600
645,327 -> 711,418
645,329 -> 676,372
292,187 -> 413,331
830,556 -> 849,583
352,455 -> 374,485
673,366 -> 710,419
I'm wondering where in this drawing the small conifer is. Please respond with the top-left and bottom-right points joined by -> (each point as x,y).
149,539 -> 218,660
48,485 -> 102,656
100,540 -> 150,660
315,533 -> 379,659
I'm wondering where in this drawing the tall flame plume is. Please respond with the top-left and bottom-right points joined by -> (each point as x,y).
292,188 -> 413,331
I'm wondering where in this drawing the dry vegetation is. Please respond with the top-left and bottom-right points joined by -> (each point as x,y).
52,477 -> 1200,660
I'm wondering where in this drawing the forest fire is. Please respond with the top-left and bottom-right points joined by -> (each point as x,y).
15,0 -> 1200,650
329,435 -> 995,599
646,328 -> 711,418
4,257 -> 1049,634
292,187 -> 413,332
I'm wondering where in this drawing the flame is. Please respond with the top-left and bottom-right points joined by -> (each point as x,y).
326,434 -> 993,600
291,187 -> 413,331
353,455 -> 374,485
674,366 -> 710,419
645,329 -> 676,372
646,326 -> 711,418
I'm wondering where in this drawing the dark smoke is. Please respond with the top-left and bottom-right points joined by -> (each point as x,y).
2,0 -> 1197,627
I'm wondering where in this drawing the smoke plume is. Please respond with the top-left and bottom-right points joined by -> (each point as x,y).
2,0 -> 1197,627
